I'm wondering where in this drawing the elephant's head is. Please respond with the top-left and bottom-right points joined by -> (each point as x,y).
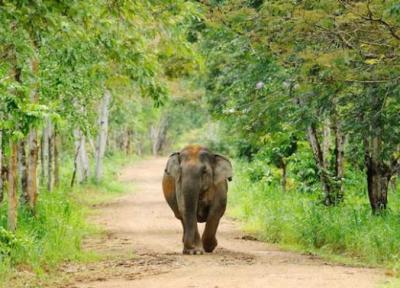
165,146 -> 232,200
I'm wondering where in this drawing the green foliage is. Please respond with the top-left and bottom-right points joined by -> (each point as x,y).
0,227 -> 28,263
0,153 -> 132,283
230,161 -> 400,268
0,185 -> 89,280
199,0 -> 400,210
0,0 -> 201,145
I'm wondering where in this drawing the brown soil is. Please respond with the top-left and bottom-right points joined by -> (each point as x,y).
62,158 -> 387,288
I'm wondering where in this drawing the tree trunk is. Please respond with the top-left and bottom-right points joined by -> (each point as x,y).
280,159 -> 287,193
47,120 -> 53,191
53,128 -> 60,188
365,135 -> 391,214
71,135 -> 80,188
88,137 -> 96,155
18,139 -> 28,204
332,121 -> 345,202
8,140 -> 18,232
40,127 -> 48,185
126,128 -> 132,155
26,57 -> 40,211
322,119 -> 331,169
364,91 -> 391,214
95,89 -> 111,182
0,130 -> 3,203
366,160 -> 390,213
307,124 -> 332,205
1,160 -> 7,205
73,129 -> 90,183
27,129 -> 39,211
150,116 -> 169,156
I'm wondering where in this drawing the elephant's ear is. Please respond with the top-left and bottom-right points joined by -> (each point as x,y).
165,152 -> 180,178
214,154 -> 233,184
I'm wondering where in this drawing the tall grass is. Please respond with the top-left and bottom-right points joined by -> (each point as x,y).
229,161 -> 400,270
0,152 -> 135,285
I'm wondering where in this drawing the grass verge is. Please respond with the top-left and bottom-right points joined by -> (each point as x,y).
228,161 -> 400,275
0,153 -> 137,287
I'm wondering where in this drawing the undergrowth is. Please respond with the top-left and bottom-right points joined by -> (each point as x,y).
229,160 -> 400,273
0,153 -> 136,286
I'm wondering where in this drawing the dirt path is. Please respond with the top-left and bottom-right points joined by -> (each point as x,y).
68,158 -> 387,288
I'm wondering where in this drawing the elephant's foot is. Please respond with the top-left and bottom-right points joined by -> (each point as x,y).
203,237 -> 217,253
183,247 -> 204,255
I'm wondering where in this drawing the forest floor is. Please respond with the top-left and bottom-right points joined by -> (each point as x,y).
59,157 -> 390,288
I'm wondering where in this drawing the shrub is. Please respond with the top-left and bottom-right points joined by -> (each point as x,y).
229,161 -> 400,268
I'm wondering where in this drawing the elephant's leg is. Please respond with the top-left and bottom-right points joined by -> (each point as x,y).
202,194 -> 227,253
181,198 -> 203,254
180,219 -> 185,243
194,225 -> 201,247
182,219 -> 203,255
202,215 -> 221,253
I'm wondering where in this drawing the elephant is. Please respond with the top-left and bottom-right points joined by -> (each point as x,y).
162,145 -> 232,255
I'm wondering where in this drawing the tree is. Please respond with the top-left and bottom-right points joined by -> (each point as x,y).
0,0 -> 202,230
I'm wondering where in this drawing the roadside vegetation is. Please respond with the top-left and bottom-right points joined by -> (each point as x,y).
196,0 -> 400,274
0,1 -> 199,285
0,153 -> 132,286
229,159 -> 400,270
1,0 -> 400,285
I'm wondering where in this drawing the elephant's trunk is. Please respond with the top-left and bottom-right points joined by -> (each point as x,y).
179,165 -> 201,250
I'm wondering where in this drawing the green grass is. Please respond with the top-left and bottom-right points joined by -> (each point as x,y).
228,161 -> 400,273
0,152 -> 137,286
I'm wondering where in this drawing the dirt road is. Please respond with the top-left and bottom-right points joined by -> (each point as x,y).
70,158 -> 387,288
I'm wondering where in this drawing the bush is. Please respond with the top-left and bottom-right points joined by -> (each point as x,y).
229,161 -> 400,269
0,186 -> 89,279
0,153 -> 132,283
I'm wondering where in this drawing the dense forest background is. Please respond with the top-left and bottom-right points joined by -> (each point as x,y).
1,0 -> 400,284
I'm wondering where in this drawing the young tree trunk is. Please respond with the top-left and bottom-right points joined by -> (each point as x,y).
332,121 -> 345,202
27,129 -> 39,211
322,119 -> 331,169
307,124 -> 332,205
126,128 -> 132,155
87,136 -> 96,155
18,139 -> 28,204
364,92 -> 391,214
1,158 -> 7,205
26,57 -> 40,211
95,89 -> 111,182
71,135 -> 80,188
150,116 -> 169,156
8,140 -> 18,232
53,128 -> 60,188
366,161 -> 390,214
40,127 -> 48,185
73,129 -> 90,183
0,130 -> 3,203
47,121 -> 53,191
365,136 -> 391,214
280,159 -> 287,193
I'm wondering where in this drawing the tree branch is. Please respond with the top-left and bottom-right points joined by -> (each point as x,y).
362,1 -> 400,41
